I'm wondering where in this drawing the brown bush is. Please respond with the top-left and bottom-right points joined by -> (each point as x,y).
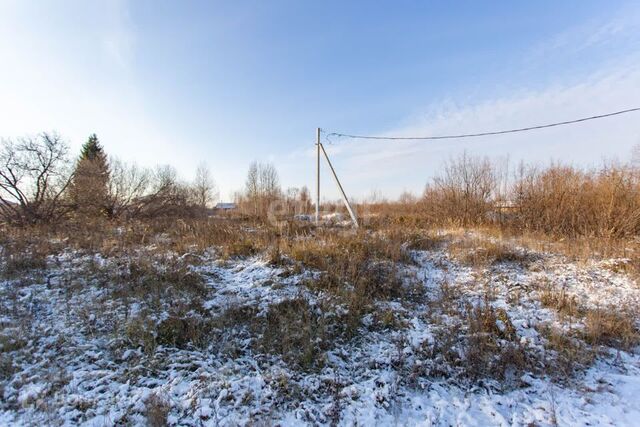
513,164 -> 640,238
422,152 -> 497,227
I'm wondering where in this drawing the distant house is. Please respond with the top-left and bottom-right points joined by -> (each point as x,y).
214,202 -> 237,211
487,200 -> 519,223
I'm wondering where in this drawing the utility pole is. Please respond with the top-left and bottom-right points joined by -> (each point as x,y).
318,141 -> 359,228
315,127 -> 320,225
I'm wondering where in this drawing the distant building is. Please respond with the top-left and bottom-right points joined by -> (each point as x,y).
214,202 -> 237,211
487,200 -> 519,223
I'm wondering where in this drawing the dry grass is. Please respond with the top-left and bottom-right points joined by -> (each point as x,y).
144,393 -> 170,427
462,302 -> 530,383
0,228 -> 54,278
537,282 -> 639,351
447,235 -> 533,268
1,202 -> 638,393
538,324 -> 596,380
260,298 -> 330,371
125,315 -> 157,354
539,284 -> 581,318
582,308 -> 640,350
282,229 -> 416,335
157,315 -> 208,349
0,354 -> 15,382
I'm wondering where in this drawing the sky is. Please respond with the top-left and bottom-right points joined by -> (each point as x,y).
1,0 -> 640,201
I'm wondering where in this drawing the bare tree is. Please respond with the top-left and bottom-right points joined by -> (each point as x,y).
398,190 -> 417,204
245,162 -> 260,215
107,158 -> 152,217
115,165 -> 193,218
191,163 -> 218,210
299,185 -> 311,214
259,163 -> 280,200
0,133 -> 72,225
145,165 -> 190,216
243,161 -> 281,216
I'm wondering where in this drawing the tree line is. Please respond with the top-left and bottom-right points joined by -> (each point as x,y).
0,132 -> 314,226
0,132 -> 222,225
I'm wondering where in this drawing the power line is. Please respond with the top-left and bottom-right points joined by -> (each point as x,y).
325,107 -> 640,141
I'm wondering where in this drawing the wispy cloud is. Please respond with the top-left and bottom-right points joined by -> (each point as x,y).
101,0 -> 135,70
288,5 -> 640,200
528,3 -> 640,64
309,63 -> 640,199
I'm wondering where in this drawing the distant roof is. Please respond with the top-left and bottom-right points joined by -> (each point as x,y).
215,202 -> 237,209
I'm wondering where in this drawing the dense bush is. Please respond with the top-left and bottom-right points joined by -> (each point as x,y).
407,153 -> 640,238
513,164 -> 640,237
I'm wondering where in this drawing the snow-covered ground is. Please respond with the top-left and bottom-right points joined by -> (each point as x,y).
0,232 -> 639,426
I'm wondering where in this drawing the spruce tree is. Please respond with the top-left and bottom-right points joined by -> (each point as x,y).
71,134 -> 111,216
80,134 -> 106,161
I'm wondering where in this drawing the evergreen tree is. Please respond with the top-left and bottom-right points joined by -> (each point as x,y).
71,134 -> 111,216
80,134 -> 107,161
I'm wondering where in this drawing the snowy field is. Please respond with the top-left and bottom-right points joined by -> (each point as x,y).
1,230 -> 639,426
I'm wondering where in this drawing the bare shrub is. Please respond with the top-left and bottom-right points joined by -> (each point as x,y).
378,157 -> 640,240
513,163 -> 640,237
133,166 -> 195,218
422,152 -> 497,226
0,133 -> 72,225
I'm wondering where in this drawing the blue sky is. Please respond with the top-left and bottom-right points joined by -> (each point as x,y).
1,1 -> 640,200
